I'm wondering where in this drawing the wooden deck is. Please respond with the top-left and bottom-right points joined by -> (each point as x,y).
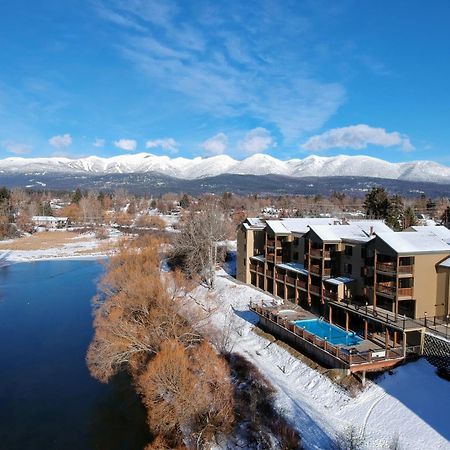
250,302 -> 405,374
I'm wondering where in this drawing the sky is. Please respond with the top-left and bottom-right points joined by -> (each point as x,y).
0,0 -> 449,164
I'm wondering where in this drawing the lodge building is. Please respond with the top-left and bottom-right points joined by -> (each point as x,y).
238,217 -> 450,324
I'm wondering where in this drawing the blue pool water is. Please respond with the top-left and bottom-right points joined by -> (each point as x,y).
294,319 -> 362,346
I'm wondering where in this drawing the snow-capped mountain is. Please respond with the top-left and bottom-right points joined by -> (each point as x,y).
0,153 -> 449,183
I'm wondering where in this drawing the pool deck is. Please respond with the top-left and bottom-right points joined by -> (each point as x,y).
250,301 -> 405,374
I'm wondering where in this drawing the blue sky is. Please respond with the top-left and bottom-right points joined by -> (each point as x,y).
1,0 -> 449,163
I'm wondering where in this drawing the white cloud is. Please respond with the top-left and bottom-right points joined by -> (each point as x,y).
238,128 -> 275,154
93,138 -> 105,148
114,138 -> 137,151
97,3 -> 346,141
145,138 -> 178,154
49,133 -> 72,149
3,141 -> 32,155
301,124 -> 414,152
202,132 -> 228,155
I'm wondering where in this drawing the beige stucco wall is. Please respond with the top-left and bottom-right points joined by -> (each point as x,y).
410,253 -> 449,317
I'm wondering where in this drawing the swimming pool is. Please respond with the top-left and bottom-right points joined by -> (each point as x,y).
293,319 -> 362,346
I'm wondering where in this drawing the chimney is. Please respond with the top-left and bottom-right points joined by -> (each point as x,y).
369,226 -> 374,236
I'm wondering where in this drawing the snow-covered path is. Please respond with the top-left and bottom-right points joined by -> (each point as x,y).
193,272 -> 450,450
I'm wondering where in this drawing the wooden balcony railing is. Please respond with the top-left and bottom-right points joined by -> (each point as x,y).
297,280 -> 307,290
323,268 -> 331,277
309,285 -> 321,295
323,290 -> 338,301
250,263 -> 257,271
266,239 -> 275,246
376,283 -> 396,296
286,276 -> 296,285
266,254 -> 274,263
310,265 -> 321,274
275,272 -> 284,281
398,265 -> 413,274
397,287 -> 413,297
376,262 -> 396,273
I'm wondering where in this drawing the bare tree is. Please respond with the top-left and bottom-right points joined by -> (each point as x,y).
170,205 -> 229,289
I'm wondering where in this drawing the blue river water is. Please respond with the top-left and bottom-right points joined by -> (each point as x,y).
0,259 -> 151,450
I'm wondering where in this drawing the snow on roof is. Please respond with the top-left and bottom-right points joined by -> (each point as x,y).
247,217 -> 265,228
266,220 -> 290,234
250,254 -> 265,262
347,220 -> 393,235
32,216 -> 68,221
276,261 -> 309,275
439,256 -> 450,268
325,276 -> 355,285
280,217 -> 339,234
410,226 -> 450,243
308,224 -> 370,242
377,232 -> 450,254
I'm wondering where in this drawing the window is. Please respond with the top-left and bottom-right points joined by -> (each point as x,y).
293,238 -> 299,246
361,247 -> 366,259
344,263 -> 352,275
345,245 -> 353,256
293,252 -> 299,260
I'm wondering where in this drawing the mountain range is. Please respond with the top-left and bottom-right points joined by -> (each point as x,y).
1,153 -> 449,184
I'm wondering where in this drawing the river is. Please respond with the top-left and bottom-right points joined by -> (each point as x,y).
0,259 -> 151,450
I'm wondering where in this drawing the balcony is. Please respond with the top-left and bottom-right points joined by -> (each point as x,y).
250,263 -> 257,272
310,248 -> 331,258
309,285 -> 321,295
297,280 -> 307,290
398,265 -> 413,275
323,290 -> 338,301
376,262 -> 396,274
398,287 -> 413,298
266,255 -> 282,263
310,265 -> 321,274
376,283 -> 396,297
275,272 -> 284,281
286,276 -> 296,285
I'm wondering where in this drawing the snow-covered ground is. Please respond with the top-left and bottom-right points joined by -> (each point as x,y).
192,270 -> 450,450
1,229 -> 123,264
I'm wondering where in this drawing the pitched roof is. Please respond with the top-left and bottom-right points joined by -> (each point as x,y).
410,225 -> 450,244
266,220 -> 290,234
439,256 -> 450,269
347,220 -> 393,235
308,224 -> 370,243
376,232 -> 450,254
280,217 -> 339,234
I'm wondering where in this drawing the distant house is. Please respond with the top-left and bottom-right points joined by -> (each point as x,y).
32,216 -> 68,229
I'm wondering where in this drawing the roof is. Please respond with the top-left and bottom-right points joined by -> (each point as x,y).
409,225 -> 450,244
32,216 -> 68,221
376,232 -> 450,255
308,224 -> 370,243
246,217 -> 265,228
250,254 -> 265,262
347,220 -> 393,235
266,220 -> 290,235
439,256 -> 450,268
325,276 -> 355,286
280,217 -> 339,234
276,261 -> 309,275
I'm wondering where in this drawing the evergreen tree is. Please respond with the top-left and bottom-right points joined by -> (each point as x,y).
179,193 -> 190,209
72,188 -> 82,204
441,206 -> 450,227
363,187 -> 392,219
403,206 -> 417,229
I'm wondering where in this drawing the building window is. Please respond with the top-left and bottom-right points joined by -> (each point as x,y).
293,252 -> 299,260
244,259 -> 246,266
345,245 -> 353,256
361,247 -> 366,259
293,238 -> 299,246
344,263 -> 352,275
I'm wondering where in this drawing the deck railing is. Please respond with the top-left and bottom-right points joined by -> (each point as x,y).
249,303 -> 405,368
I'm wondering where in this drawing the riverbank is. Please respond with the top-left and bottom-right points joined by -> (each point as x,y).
0,228 -> 124,264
